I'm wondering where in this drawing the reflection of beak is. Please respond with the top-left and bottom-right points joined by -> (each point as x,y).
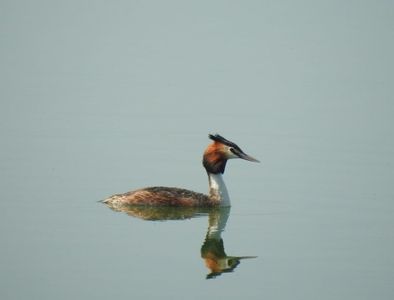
238,151 -> 260,163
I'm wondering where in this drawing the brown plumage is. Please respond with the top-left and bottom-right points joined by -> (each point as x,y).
105,186 -> 213,207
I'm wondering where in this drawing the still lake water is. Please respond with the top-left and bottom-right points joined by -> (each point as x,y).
1,1 -> 394,299
1,107 -> 393,300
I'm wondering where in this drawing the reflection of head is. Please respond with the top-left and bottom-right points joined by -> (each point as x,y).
201,237 -> 242,279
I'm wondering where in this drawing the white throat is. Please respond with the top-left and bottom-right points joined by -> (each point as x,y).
208,173 -> 231,207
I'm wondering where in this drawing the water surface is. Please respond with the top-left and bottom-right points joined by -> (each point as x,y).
1,1 -> 393,300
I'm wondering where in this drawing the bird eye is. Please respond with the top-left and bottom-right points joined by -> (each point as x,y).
229,147 -> 236,154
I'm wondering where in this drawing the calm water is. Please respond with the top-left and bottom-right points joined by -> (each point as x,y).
1,1 -> 394,300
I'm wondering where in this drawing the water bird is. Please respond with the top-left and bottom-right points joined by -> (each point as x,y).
103,134 -> 259,207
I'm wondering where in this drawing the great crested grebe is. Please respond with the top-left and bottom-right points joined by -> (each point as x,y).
103,134 -> 259,207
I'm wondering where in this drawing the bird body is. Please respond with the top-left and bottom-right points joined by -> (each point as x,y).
103,134 -> 258,207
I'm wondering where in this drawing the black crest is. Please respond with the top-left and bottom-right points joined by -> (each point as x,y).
208,134 -> 242,152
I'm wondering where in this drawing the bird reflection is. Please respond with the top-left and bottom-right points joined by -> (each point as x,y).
104,201 -> 211,220
201,207 -> 257,279
103,203 -> 256,278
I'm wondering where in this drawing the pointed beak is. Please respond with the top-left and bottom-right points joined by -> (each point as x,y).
238,151 -> 260,163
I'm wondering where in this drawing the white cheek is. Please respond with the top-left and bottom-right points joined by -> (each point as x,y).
226,148 -> 238,159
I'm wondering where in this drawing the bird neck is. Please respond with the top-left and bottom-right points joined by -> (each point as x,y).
207,173 -> 231,207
